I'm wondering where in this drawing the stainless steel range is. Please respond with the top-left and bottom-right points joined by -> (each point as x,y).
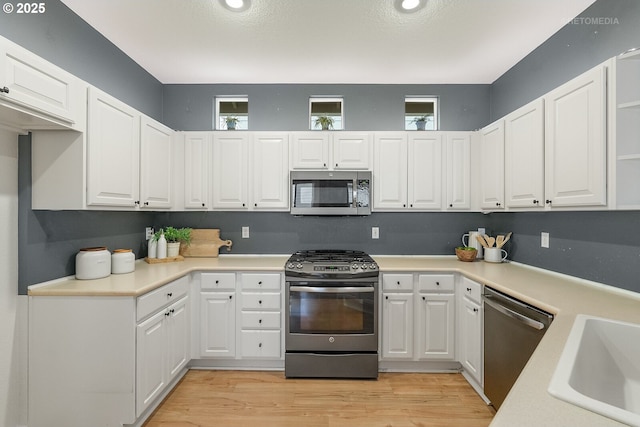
284,250 -> 379,379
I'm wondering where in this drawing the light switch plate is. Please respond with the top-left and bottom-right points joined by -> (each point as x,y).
372,227 -> 379,239
242,226 -> 250,239
541,232 -> 550,248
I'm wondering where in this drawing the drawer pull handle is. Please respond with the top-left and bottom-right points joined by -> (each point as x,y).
396,281 -> 400,285
436,282 -> 440,286
167,292 -> 173,298
215,280 -> 219,284
165,311 -> 170,317
258,281 -> 263,285
258,319 -> 262,324
467,287 -> 472,292
258,300 -> 262,304
259,343 -> 262,348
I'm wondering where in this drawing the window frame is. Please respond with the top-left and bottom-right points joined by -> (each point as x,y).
309,97 -> 344,130
404,96 -> 439,131
214,96 -> 249,130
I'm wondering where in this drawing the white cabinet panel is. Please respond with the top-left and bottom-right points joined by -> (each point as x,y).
333,132 -> 371,170
212,132 -> 248,209
290,132 -> 329,169
461,296 -> 482,385
505,99 -> 545,208
140,116 -> 173,209
381,293 -> 413,359
87,87 -> 140,207
374,132 -> 408,209
136,310 -> 166,417
445,133 -> 471,210
251,132 -> 289,209
544,65 -> 607,207
408,133 -> 442,209
200,292 -> 236,358
417,293 -> 455,360
183,132 -> 211,209
240,330 -> 281,359
480,121 -> 505,210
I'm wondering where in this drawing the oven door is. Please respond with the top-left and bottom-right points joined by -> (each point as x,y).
285,280 -> 378,352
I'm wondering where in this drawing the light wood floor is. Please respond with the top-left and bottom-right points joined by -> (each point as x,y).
143,370 -> 495,427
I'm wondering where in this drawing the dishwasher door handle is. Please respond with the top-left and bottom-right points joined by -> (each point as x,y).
483,297 -> 546,330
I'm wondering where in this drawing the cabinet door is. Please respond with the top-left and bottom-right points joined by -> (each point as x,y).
212,133 -> 248,209
200,292 -> 236,358
136,310 -> 167,417
381,293 -> 413,359
444,133 -> 471,210
480,122 -> 505,210
544,65 -> 607,207
290,132 -> 329,169
184,132 -> 211,209
252,132 -> 289,210
333,132 -> 372,170
417,293 -> 455,360
505,99 -> 545,208
374,132 -> 408,209
87,87 -> 141,207
408,133 -> 442,209
0,36 -> 82,129
461,296 -> 482,385
166,296 -> 190,380
140,116 -> 173,209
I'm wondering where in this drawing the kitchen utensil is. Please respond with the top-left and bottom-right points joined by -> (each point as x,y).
500,232 -> 513,247
496,235 -> 505,248
179,229 -> 233,257
484,235 -> 496,248
476,234 -> 489,248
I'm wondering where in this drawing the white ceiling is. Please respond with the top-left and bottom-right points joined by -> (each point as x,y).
59,0 -> 597,85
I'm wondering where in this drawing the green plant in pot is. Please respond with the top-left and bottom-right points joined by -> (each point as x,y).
411,115 -> 429,131
315,115 -> 334,130
225,116 -> 239,130
159,227 -> 192,257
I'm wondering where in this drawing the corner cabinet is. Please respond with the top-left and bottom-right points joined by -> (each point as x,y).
544,64 -> 607,208
479,121 -> 505,210
139,116 -> 173,209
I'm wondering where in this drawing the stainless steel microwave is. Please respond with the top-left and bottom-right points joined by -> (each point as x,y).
290,171 -> 372,216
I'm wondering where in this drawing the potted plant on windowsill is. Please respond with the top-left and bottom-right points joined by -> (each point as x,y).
315,115 -> 334,130
225,116 -> 239,130
158,227 -> 192,257
411,115 -> 429,131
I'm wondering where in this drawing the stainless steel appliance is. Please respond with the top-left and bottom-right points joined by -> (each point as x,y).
285,250 -> 379,378
290,171 -> 372,216
483,286 -> 554,409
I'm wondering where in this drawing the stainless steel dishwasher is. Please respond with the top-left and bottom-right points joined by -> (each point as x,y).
483,286 -> 553,410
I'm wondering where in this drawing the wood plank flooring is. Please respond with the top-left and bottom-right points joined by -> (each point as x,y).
143,370 -> 495,427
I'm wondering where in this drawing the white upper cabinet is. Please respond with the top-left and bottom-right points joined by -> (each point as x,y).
251,132 -> 289,210
504,99 -> 545,208
183,132 -> 211,210
479,121 -> 505,210
290,132 -> 329,169
408,133 -> 442,210
544,64 -> 607,207
332,132 -> 372,170
374,132 -> 408,209
212,132 -> 249,210
444,133 -> 471,210
0,36 -> 85,132
140,116 -> 173,209
87,87 -> 141,207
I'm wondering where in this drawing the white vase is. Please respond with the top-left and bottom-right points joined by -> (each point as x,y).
148,239 -> 157,258
167,242 -> 180,258
157,232 -> 167,259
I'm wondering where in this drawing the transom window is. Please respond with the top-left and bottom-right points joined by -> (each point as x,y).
215,97 -> 248,130
405,97 -> 438,131
310,97 -> 343,130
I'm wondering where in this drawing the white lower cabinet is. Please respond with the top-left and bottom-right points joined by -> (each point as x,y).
197,271 -> 283,362
381,291 -> 414,359
417,293 -> 455,360
459,276 -> 483,386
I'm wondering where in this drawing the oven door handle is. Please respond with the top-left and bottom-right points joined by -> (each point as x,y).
289,286 -> 375,293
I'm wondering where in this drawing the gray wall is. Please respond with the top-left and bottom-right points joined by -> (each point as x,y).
163,84 -> 490,131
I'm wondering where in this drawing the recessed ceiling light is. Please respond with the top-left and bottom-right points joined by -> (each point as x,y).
402,0 -> 420,10
225,0 -> 243,8
220,0 -> 250,12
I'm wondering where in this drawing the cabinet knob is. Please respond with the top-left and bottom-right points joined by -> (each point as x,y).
167,292 -> 173,298
242,203 -> 246,207
410,204 -> 413,208
323,163 -> 326,167
258,281 -> 263,285
254,203 -> 258,207
258,343 -> 262,348
0,86 -> 9,94
496,202 -> 501,207
144,201 -> 149,206
229,295 -> 233,300
385,296 -> 389,300
546,199 -> 552,205
165,311 -> 170,317
202,203 -> 205,207
436,281 -> 440,286
422,296 -> 426,300
134,200 -> 140,205
449,203 -> 453,208
533,199 -> 539,205
258,319 -> 262,324
335,163 -> 338,167
258,300 -> 262,305
396,281 -> 400,285
170,309 -> 175,314
466,287 -> 472,292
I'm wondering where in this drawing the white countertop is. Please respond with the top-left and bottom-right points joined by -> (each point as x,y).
28,254 -> 640,427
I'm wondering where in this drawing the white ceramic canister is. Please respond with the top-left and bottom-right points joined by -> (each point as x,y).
111,249 -> 135,274
75,247 -> 111,280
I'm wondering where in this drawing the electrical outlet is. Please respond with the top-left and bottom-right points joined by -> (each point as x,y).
145,227 -> 154,240
372,227 -> 379,239
242,226 -> 250,239
541,232 -> 550,248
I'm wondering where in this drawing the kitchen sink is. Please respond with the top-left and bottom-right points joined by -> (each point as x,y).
548,315 -> 640,426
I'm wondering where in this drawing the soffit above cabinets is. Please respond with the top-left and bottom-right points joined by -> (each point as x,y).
59,0 -> 597,85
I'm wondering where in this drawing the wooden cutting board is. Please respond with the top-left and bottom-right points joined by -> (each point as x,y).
179,229 -> 233,258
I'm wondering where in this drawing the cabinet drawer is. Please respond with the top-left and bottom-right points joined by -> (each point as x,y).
241,311 -> 281,329
461,276 -> 482,304
242,293 -> 281,310
241,273 -> 281,290
200,272 -> 236,290
418,274 -> 454,293
137,275 -> 189,322
382,274 -> 413,291
240,330 -> 281,359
